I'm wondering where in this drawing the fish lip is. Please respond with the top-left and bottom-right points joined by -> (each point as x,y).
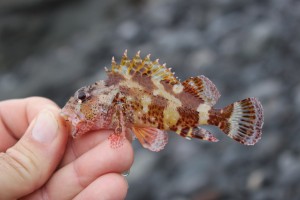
60,110 -> 75,123
60,109 -> 81,136
61,107 -> 78,121
60,112 -> 70,121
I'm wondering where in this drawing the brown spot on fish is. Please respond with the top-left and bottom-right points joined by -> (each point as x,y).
147,104 -> 165,129
106,72 -> 125,86
208,105 -> 233,127
176,106 -> 199,128
161,81 -> 201,110
132,74 -> 156,93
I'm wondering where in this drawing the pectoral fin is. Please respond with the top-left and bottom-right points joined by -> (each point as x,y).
132,127 -> 168,152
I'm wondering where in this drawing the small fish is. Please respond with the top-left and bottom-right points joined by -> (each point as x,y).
61,50 -> 264,152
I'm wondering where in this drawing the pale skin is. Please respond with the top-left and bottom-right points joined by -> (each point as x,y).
0,97 -> 134,200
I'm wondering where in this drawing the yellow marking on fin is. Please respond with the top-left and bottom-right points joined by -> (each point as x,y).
176,127 -> 182,134
136,50 -> 141,57
184,127 -> 193,138
109,51 -> 180,85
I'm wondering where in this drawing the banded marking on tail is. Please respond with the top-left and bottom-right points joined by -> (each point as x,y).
209,97 -> 264,145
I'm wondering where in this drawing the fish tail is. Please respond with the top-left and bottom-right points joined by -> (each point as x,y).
209,97 -> 264,145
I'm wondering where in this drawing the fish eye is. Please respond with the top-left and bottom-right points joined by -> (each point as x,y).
77,90 -> 87,101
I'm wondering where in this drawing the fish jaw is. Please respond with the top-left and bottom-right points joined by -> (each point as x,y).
61,106 -> 85,137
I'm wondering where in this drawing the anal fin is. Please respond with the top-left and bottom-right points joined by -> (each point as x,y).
132,127 -> 168,152
176,127 -> 219,142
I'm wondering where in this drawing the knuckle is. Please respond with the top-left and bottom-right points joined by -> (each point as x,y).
4,144 -> 40,185
107,173 -> 128,200
72,160 -> 87,189
118,141 -> 134,169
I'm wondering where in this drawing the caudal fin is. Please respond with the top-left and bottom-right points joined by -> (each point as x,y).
215,97 -> 264,145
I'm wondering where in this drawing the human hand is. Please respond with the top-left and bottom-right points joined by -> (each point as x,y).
0,97 -> 134,200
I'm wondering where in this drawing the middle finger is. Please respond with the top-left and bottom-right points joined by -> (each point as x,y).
60,130 -> 113,167
26,136 -> 134,200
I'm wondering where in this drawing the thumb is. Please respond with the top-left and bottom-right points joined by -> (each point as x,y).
0,107 -> 68,199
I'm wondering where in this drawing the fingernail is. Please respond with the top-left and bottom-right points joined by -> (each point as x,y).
32,110 -> 58,143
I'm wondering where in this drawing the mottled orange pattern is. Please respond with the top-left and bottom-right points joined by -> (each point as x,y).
61,50 -> 264,152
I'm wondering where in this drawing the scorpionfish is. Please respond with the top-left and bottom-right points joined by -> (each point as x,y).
61,50 -> 264,152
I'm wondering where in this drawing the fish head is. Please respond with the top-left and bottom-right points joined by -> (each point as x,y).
61,80 -> 118,137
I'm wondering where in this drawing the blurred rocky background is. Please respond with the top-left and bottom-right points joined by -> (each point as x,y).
1,0 -> 300,199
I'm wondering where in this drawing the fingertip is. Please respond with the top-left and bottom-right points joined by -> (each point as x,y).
122,139 -> 135,170
103,134 -> 134,172
27,130 -> 134,199
60,130 -> 113,166
103,136 -> 135,172
1,107 -> 69,197
0,97 -> 61,141
74,173 -> 129,200
105,173 -> 129,200
29,107 -> 68,144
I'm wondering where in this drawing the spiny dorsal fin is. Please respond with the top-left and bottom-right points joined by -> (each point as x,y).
108,50 -> 180,85
182,75 -> 220,106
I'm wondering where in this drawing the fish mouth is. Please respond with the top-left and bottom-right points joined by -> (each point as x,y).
60,108 -> 74,122
61,107 -> 80,122
60,108 -> 81,137
60,112 -> 70,121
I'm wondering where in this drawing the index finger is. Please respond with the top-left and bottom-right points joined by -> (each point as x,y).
0,97 -> 59,151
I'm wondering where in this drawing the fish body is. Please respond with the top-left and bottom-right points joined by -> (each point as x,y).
61,51 -> 264,151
